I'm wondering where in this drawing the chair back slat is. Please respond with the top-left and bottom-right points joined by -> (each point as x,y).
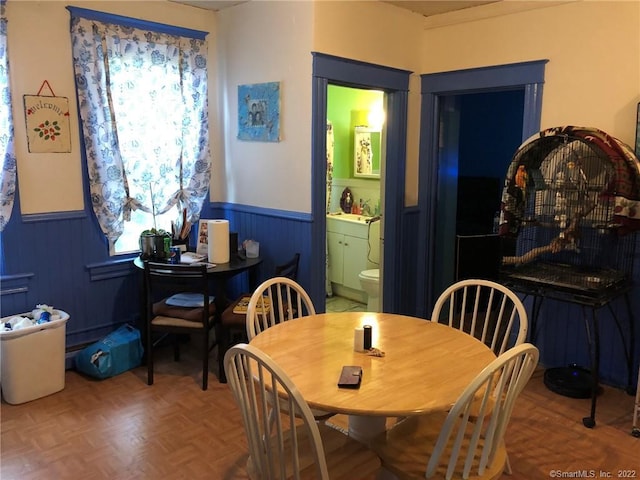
246,277 -> 316,340
427,344 -> 539,480
144,262 -> 210,305
431,279 -> 528,355
224,343 -> 330,480
274,253 -> 300,280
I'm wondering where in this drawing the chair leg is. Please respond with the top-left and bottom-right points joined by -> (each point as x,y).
146,330 -> 154,386
173,337 -> 180,362
202,330 -> 209,391
217,324 -> 228,384
505,453 -> 513,475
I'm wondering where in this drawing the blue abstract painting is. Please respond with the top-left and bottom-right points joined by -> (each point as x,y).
237,82 -> 280,142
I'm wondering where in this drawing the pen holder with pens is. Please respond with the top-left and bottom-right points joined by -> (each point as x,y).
171,236 -> 190,252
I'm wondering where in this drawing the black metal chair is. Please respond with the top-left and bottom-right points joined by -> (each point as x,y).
144,262 -> 217,390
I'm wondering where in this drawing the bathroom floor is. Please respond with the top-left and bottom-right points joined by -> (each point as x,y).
325,295 -> 366,313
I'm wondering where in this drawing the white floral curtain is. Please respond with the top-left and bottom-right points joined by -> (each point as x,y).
69,12 -> 210,243
326,121 -> 334,214
0,0 -> 16,231
326,121 -> 334,297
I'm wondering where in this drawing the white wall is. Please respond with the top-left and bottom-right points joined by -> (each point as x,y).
215,1 -> 314,212
421,0 -> 640,147
313,0 -> 425,206
7,1 -> 217,214
9,1 -> 638,217
216,0 -> 425,212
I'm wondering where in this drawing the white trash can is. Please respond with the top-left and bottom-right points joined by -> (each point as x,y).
0,310 -> 69,404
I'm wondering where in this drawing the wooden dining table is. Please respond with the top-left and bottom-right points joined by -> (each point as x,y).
249,311 -> 496,442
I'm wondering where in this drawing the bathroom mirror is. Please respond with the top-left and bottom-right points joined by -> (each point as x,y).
353,126 -> 381,178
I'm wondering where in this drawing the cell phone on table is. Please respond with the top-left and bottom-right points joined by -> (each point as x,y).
337,365 -> 362,389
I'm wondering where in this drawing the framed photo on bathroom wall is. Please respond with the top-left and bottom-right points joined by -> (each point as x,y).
353,126 -> 381,178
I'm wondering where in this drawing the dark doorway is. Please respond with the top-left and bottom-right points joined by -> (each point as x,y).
416,60 -> 547,317
456,90 -> 524,235
433,90 -> 524,297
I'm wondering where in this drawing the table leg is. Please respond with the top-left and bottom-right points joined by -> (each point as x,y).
347,415 -> 387,444
212,278 -> 229,383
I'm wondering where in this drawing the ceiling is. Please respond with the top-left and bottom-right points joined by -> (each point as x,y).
381,1 -> 499,17
171,1 -> 501,17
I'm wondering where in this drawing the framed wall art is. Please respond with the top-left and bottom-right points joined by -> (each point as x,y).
353,125 -> 381,178
196,219 -> 210,256
237,81 -> 281,142
23,81 -> 71,153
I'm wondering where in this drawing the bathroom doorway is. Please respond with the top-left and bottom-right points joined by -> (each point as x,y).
325,85 -> 385,311
310,53 -> 411,314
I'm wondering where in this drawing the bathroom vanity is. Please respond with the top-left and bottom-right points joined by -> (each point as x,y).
326,214 -> 376,303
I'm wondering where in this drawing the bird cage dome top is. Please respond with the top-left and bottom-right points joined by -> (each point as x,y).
500,125 -> 640,239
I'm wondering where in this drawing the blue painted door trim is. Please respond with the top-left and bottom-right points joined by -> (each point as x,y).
312,52 -> 411,313
416,60 -> 547,317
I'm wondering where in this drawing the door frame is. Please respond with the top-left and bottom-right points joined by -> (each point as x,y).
416,60 -> 548,317
310,53 -> 411,312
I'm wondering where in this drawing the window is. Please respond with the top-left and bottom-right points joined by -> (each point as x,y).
68,7 -> 211,255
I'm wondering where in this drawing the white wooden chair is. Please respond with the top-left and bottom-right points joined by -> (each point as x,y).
224,343 -> 381,480
246,276 -> 334,423
430,279 -> 528,356
246,276 -> 316,341
371,343 -> 539,480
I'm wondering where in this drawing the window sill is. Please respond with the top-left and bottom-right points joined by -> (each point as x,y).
86,256 -> 138,281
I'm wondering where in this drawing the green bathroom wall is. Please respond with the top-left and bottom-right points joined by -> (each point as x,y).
327,85 -> 383,178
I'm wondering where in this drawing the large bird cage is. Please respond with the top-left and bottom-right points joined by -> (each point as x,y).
498,126 -> 640,299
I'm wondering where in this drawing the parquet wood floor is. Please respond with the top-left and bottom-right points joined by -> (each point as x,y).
1,342 -> 638,479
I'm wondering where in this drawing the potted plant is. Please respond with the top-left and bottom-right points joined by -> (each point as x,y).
138,183 -> 171,260
139,228 -> 170,260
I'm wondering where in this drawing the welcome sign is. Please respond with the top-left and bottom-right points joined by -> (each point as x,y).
23,94 -> 71,153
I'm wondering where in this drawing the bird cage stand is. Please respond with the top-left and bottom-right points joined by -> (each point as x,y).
498,126 -> 640,428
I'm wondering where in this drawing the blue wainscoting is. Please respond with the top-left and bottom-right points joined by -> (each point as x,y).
0,201 -> 315,352
208,203 -> 314,302
397,207 -> 420,317
529,280 -> 640,392
0,209 -> 141,347
1,199 -> 637,392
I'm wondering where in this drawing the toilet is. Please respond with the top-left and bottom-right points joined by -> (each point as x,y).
359,218 -> 381,312
359,268 -> 380,312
